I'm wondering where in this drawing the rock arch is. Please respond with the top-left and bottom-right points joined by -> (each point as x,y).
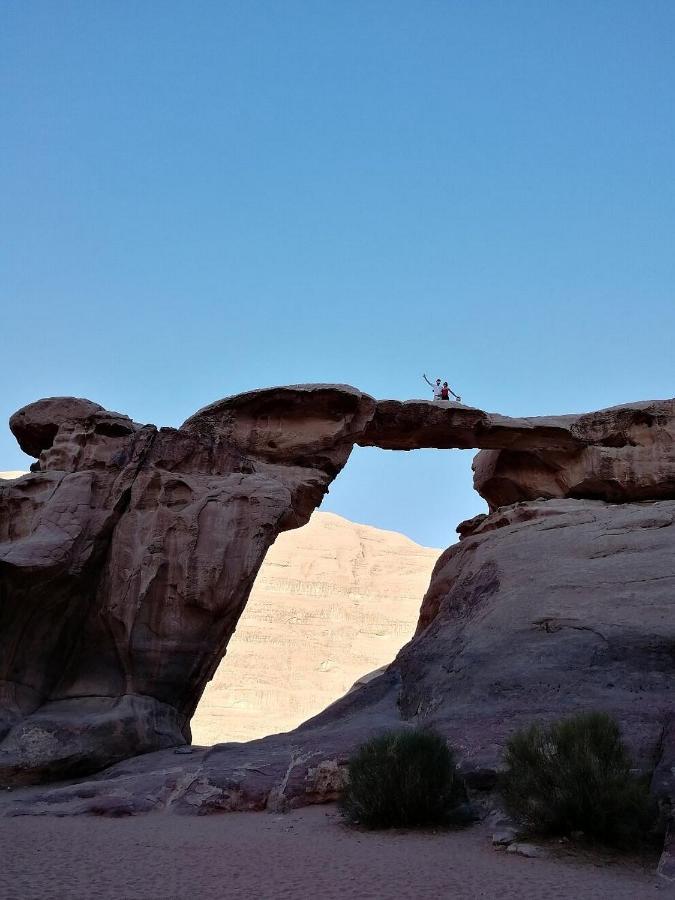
1,386 -> 674,784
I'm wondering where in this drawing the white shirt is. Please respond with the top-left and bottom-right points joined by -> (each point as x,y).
432,382 -> 442,399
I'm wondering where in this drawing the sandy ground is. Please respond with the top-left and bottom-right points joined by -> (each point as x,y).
0,805 -> 667,900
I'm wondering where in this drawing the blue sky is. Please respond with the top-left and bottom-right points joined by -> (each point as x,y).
2,1 -> 673,547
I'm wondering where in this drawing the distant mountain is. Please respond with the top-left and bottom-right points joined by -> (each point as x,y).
191,511 -> 440,744
0,472 -> 27,480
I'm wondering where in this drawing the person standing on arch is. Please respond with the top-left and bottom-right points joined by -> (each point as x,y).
423,374 -> 443,400
423,374 -> 462,403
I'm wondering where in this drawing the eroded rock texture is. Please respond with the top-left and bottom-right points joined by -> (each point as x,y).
1,387 -> 675,791
0,387 -> 374,783
4,500 -> 672,822
473,399 -> 675,510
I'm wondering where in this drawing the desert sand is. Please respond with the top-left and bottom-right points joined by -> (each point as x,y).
192,511 -> 440,744
0,804 -> 662,900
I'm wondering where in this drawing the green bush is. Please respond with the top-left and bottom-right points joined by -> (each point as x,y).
340,728 -> 467,829
500,711 -> 655,845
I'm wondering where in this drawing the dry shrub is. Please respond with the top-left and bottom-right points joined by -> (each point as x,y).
340,728 -> 468,829
500,712 -> 655,846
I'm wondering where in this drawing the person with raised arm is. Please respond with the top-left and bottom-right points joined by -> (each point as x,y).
422,374 -> 462,403
423,373 -> 443,400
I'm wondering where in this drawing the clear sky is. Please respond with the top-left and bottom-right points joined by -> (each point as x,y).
2,1 -> 673,547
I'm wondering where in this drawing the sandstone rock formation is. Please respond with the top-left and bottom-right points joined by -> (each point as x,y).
0,387 -> 374,783
3,499 -> 672,815
191,511 -> 439,744
473,399 -> 675,510
1,386 -> 675,791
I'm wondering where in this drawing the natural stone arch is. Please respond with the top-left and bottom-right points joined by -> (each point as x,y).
1,385 -> 674,784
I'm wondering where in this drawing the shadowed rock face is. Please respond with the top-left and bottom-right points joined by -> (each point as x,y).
1,387 -> 675,786
0,386 -> 374,783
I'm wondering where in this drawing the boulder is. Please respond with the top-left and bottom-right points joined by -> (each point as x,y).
9,397 -> 110,458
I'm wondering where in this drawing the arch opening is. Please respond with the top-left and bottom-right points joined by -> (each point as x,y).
191,446 -> 486,745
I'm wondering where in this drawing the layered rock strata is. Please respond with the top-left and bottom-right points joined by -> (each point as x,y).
192,511 -> 439,744
1,386 -> 674,789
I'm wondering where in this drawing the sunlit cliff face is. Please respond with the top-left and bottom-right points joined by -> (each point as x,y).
191,510 -> 440,744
